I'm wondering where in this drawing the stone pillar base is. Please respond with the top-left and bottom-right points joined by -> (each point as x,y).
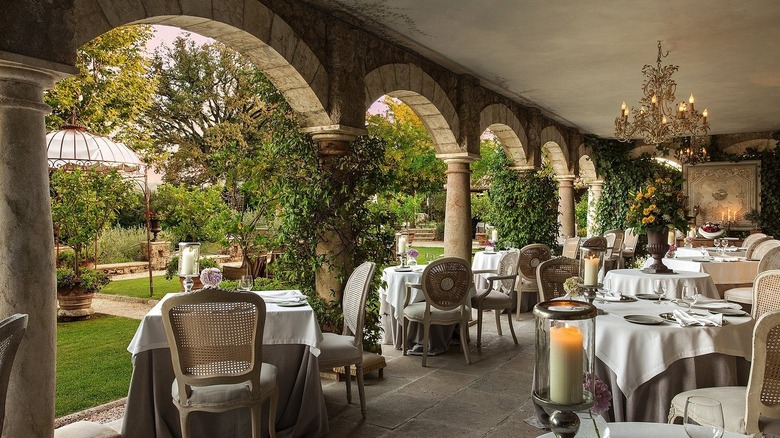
140,241 -> 171,270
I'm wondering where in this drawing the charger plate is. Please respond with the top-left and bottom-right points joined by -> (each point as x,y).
623,314 -> 664,325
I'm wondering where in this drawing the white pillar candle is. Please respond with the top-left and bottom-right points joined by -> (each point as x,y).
180,248 -> 196,275
398,236 -> 407,254
549,325 -> 584,404
491,229 -> 498,242
583,256 -> 599,286
668,230 -> 676,246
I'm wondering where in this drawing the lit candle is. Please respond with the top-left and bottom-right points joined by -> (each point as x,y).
180,248 -> 196,275
703,109 -> 708,123
689,94 -> 695,112
549,325 -> 584,404
583,256 -> 599,286
398,236 -> 407,254
491,229 -> 498,242
728,208 -> 731,222
668,230 -> 676,246
721,212 -> 725,222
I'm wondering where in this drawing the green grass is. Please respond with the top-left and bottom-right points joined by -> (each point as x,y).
56,314 -> 139,417
101,274 -> 181,300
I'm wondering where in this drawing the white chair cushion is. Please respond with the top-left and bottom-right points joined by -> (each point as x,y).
724,287 -> 753,305
318,332 -> 360,365
55,421 -> 122,438
669,386 -> 746,433
404,302 -> 462,323
172,363 -> 277,407
472,290 -> 512,307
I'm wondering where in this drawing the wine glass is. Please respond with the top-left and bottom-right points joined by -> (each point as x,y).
713,238 -> 721,254
683,396 -> 724,438
238,275 -> 254,291
681,285 -> 699,311
653,279 -> 665,304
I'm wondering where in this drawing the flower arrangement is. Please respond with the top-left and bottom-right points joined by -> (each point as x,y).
563,276 -> 584,297
585,373 -> 612,437
625,176 -> 689,234
149,211 -> 167,220
56,267 -> 110,295
200,267 -> 222,288
700,222 -> 721,233
684,236 -> 694,246
667,244 -> 677,257
407,248 -> 419,259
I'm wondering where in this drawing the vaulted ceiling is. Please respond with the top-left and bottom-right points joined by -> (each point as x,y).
310,1 -> 780,138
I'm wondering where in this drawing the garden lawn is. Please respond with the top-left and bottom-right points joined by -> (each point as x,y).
101,274 -> 181,300
56,314 -> 139,417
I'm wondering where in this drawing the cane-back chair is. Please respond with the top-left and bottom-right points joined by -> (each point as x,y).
471,250 -> 519,348
516,244 -> 552,319
536,257 -> 580,301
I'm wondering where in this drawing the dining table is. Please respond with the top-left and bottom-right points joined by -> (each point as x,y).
590,297 -> 753,422
643,255 -> 758,296
122,290 -> 328,438
471,250 -> 504,290
536,420 -> 749,437
604,268 -> 720,299
378,264 -> 473,354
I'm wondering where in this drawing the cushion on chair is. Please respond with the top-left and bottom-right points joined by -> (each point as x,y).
724,287 -> 753,305
520,278 -> 539,292
472,290 -> 512,307
669,387 -> 746,433
318,332 -> 360,365
172,363 -> 278,407
54,421 -> 122,438
404,302 -> 463,323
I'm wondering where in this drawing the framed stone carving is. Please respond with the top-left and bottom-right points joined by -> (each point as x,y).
683,161 -> 760,230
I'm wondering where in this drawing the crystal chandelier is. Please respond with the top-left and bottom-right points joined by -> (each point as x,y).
614,41 -> 710,151
674,137 -> 708,165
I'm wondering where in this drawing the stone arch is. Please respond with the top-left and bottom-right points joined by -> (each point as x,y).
72,0 -> 331,128
579,155 -> 597,183
542,141 -> 570,176
364,64 -> 460,154
540,125 -> 569,168
479,104 -> 529,167
723,138 -> 775,155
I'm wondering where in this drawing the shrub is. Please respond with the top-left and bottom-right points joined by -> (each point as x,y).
97,226 -> 166,264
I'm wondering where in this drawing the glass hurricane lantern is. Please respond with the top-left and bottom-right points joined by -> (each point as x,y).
178,242 -> 201,293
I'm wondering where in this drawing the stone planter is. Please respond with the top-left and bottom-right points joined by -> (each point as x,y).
642,229 -> 673,274
57,286 -> 95,319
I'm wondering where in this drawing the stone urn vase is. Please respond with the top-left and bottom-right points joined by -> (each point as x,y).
642,229 -> 673,274
149,218 -> 163,241
57,285 -> 95,319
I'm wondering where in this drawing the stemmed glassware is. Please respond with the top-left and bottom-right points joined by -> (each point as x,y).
653,280 -> 665,304
713,238 -> 721,254
598,278 -> 612,304
238,275 -> 254,291
683,396 -> 724,438
680,285 -> 699,311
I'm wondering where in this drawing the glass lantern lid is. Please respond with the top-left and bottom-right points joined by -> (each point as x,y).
46,124 -> 143,175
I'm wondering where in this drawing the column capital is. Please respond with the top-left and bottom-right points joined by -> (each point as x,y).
0,52 -> 75,85
436,152 -> 480,164
555,175 -> 576,186
302,124 -> 366,143
588,179 -> 605,188
508,165 -> 537,172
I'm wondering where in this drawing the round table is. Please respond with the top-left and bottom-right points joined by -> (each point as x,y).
472,250 -> 504,290
536,421 -> 747,437
603,268 -> 719,299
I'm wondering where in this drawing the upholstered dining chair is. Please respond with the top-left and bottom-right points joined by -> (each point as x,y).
0,314 -> 27,435
536,256 -> 580,301
403,257 -> 472,367
562,237 -> 580,259
742,232 -> 768,250
516,244 -> 552,319
471,250 -> 519,348
668,309 -> 780,435
621,228 -> 639,268
746,237 -> 775,260
724,248 -> 780,307
162,289 -> 278,438
318,261 -> 376,418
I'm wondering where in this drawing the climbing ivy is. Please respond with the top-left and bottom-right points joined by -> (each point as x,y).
709,133 -> 780,237
484,148 -> 560,249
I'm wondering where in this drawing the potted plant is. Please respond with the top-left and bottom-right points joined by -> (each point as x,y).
51,168 -> 136,317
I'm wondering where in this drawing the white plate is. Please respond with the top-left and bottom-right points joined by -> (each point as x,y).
635,294 -> 665,301
623,314 -> 665,325
708,307 -> 748,316
275,301 -> 308,307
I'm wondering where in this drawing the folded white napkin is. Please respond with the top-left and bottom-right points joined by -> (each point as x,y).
672,309 -> 723,327
691,295 -> 742,310
601,293 -> 623,302
258,290 -> 306,303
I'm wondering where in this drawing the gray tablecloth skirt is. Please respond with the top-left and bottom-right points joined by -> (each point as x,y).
122,344 -> 328,438
595,353 -> 750,423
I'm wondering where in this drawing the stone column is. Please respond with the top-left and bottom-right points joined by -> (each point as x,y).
0,56 -> 72,438
557,176 -> 576,239
587,180 -> 604,237
443,158 -> 475,261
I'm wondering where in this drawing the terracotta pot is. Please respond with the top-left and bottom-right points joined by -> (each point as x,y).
57,286 -> 95,318
643,229 -> 673,274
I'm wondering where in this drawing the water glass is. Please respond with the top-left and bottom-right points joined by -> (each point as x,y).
681,285 -> 698,310
653,280 -> 665,304
238,275 -> 254,291
684,396 -> 724,438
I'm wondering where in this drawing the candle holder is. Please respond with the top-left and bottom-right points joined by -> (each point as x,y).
579,237 -> 607,302
395,232 -> 411,272
533,300 -> 598,438
178,242 -> 201,292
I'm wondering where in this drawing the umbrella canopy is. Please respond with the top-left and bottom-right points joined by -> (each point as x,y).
46,124 -> 143,174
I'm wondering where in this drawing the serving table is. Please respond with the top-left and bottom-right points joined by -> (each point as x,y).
604,268 -> 719,299
591,299 -> 753,422
122,291 -> 327,438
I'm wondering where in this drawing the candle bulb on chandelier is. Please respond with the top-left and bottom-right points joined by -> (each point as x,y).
703,109 -> 708,123
689,94 -> 695,112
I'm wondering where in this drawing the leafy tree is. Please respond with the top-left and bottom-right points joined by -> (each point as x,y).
141,37 -> 285,187
154,184 -> 228,243
51,169 -> 138,276
485,148 -> 560,249
45,25 -> 155,143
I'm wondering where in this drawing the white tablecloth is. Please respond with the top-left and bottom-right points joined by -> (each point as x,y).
593,299 -> 753,399
128,290 -> 323,357
676,247 -> 745,258
643,256 -> 758,285
604,268 -> 719,299
472,250 -> 503,290
537,421 -> 748,437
